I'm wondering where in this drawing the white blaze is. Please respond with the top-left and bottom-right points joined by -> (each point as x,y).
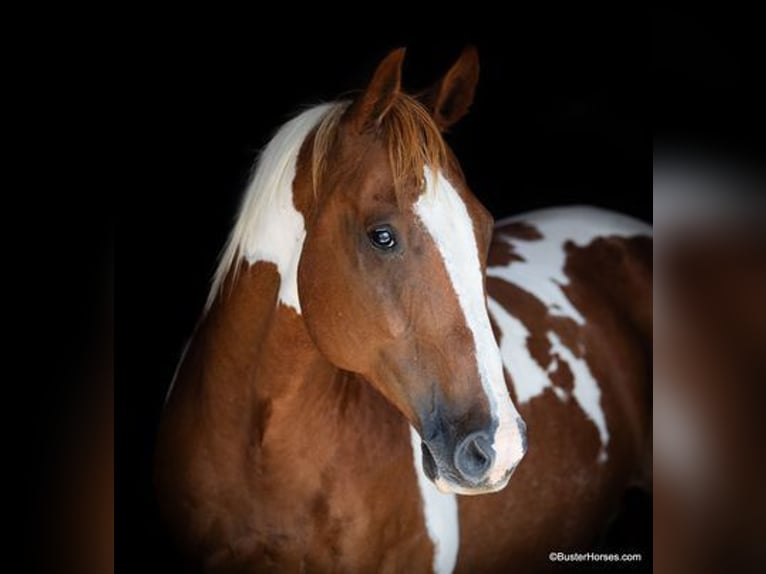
414,169 -> 525,488
410,427 -> 459,574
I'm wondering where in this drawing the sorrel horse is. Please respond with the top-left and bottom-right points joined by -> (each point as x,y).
155,47 -> 652,573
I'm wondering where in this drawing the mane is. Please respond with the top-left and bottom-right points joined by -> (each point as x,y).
382,93 -> 448,188
207,94 -> 448,310
313,93 -> 447,194
206,102 -> 343,311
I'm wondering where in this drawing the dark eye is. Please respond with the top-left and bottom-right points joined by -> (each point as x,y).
368,225 -> 397,251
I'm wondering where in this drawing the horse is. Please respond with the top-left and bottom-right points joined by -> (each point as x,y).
155,47 -> 652,573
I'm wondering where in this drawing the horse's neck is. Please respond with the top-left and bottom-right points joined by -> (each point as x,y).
197,259 -> 328,412
162,259 -> 433,571
187,260 -> 398,459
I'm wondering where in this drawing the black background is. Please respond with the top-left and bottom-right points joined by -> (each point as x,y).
115,9 -> 761,573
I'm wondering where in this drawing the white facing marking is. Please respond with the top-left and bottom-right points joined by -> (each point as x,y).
414,170 -> 525,488
489,206 -> 651,325
547,331 -> 609,461
410,427 -> 459,574
207,103 -> 346,313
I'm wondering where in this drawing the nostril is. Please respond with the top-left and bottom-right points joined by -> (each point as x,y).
454,431 -> 495,483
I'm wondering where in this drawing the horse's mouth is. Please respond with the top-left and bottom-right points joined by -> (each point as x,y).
434,468 -> 515,495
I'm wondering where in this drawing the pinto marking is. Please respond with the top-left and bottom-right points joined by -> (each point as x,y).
410,427 -> 459,574
547,330 -> 609,461
489,206 -> 651,324
486,297 -> 566,403
488,207 -> 651,462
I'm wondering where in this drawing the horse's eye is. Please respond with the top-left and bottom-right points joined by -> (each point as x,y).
368,226 -> 397,251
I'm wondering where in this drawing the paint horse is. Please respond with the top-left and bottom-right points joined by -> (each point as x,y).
155,47 -> 652,573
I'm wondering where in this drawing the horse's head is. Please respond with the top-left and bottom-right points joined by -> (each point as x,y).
297,48 -> 526,495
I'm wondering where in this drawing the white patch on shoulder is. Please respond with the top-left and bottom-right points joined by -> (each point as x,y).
410,427 -> 459,574
489,206 -> 651,324
206,103 -> 345,313
547,331 -> 609,461
415,170 -> 525,488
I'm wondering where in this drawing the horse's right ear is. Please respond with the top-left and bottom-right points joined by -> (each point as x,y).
349,48 -> 406,132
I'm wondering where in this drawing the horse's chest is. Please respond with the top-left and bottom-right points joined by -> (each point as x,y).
240,436 -> 435,572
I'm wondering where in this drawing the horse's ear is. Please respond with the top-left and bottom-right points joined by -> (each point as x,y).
421,46 -> 479,131
350,48 -> 406,132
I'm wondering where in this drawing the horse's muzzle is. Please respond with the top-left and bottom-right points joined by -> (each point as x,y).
420,417 -> 527,494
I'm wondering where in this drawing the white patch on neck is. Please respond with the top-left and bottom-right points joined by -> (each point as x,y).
489,206 -> 652,325
206,103 -> 342,313
410,427 -> 459,574
414,170 -> 525,487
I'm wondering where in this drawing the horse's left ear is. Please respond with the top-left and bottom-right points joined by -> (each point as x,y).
349,48 -> 406,132
421,46 -> 479,131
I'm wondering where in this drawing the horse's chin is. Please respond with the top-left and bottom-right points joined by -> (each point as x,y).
432,470 -> 513,496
